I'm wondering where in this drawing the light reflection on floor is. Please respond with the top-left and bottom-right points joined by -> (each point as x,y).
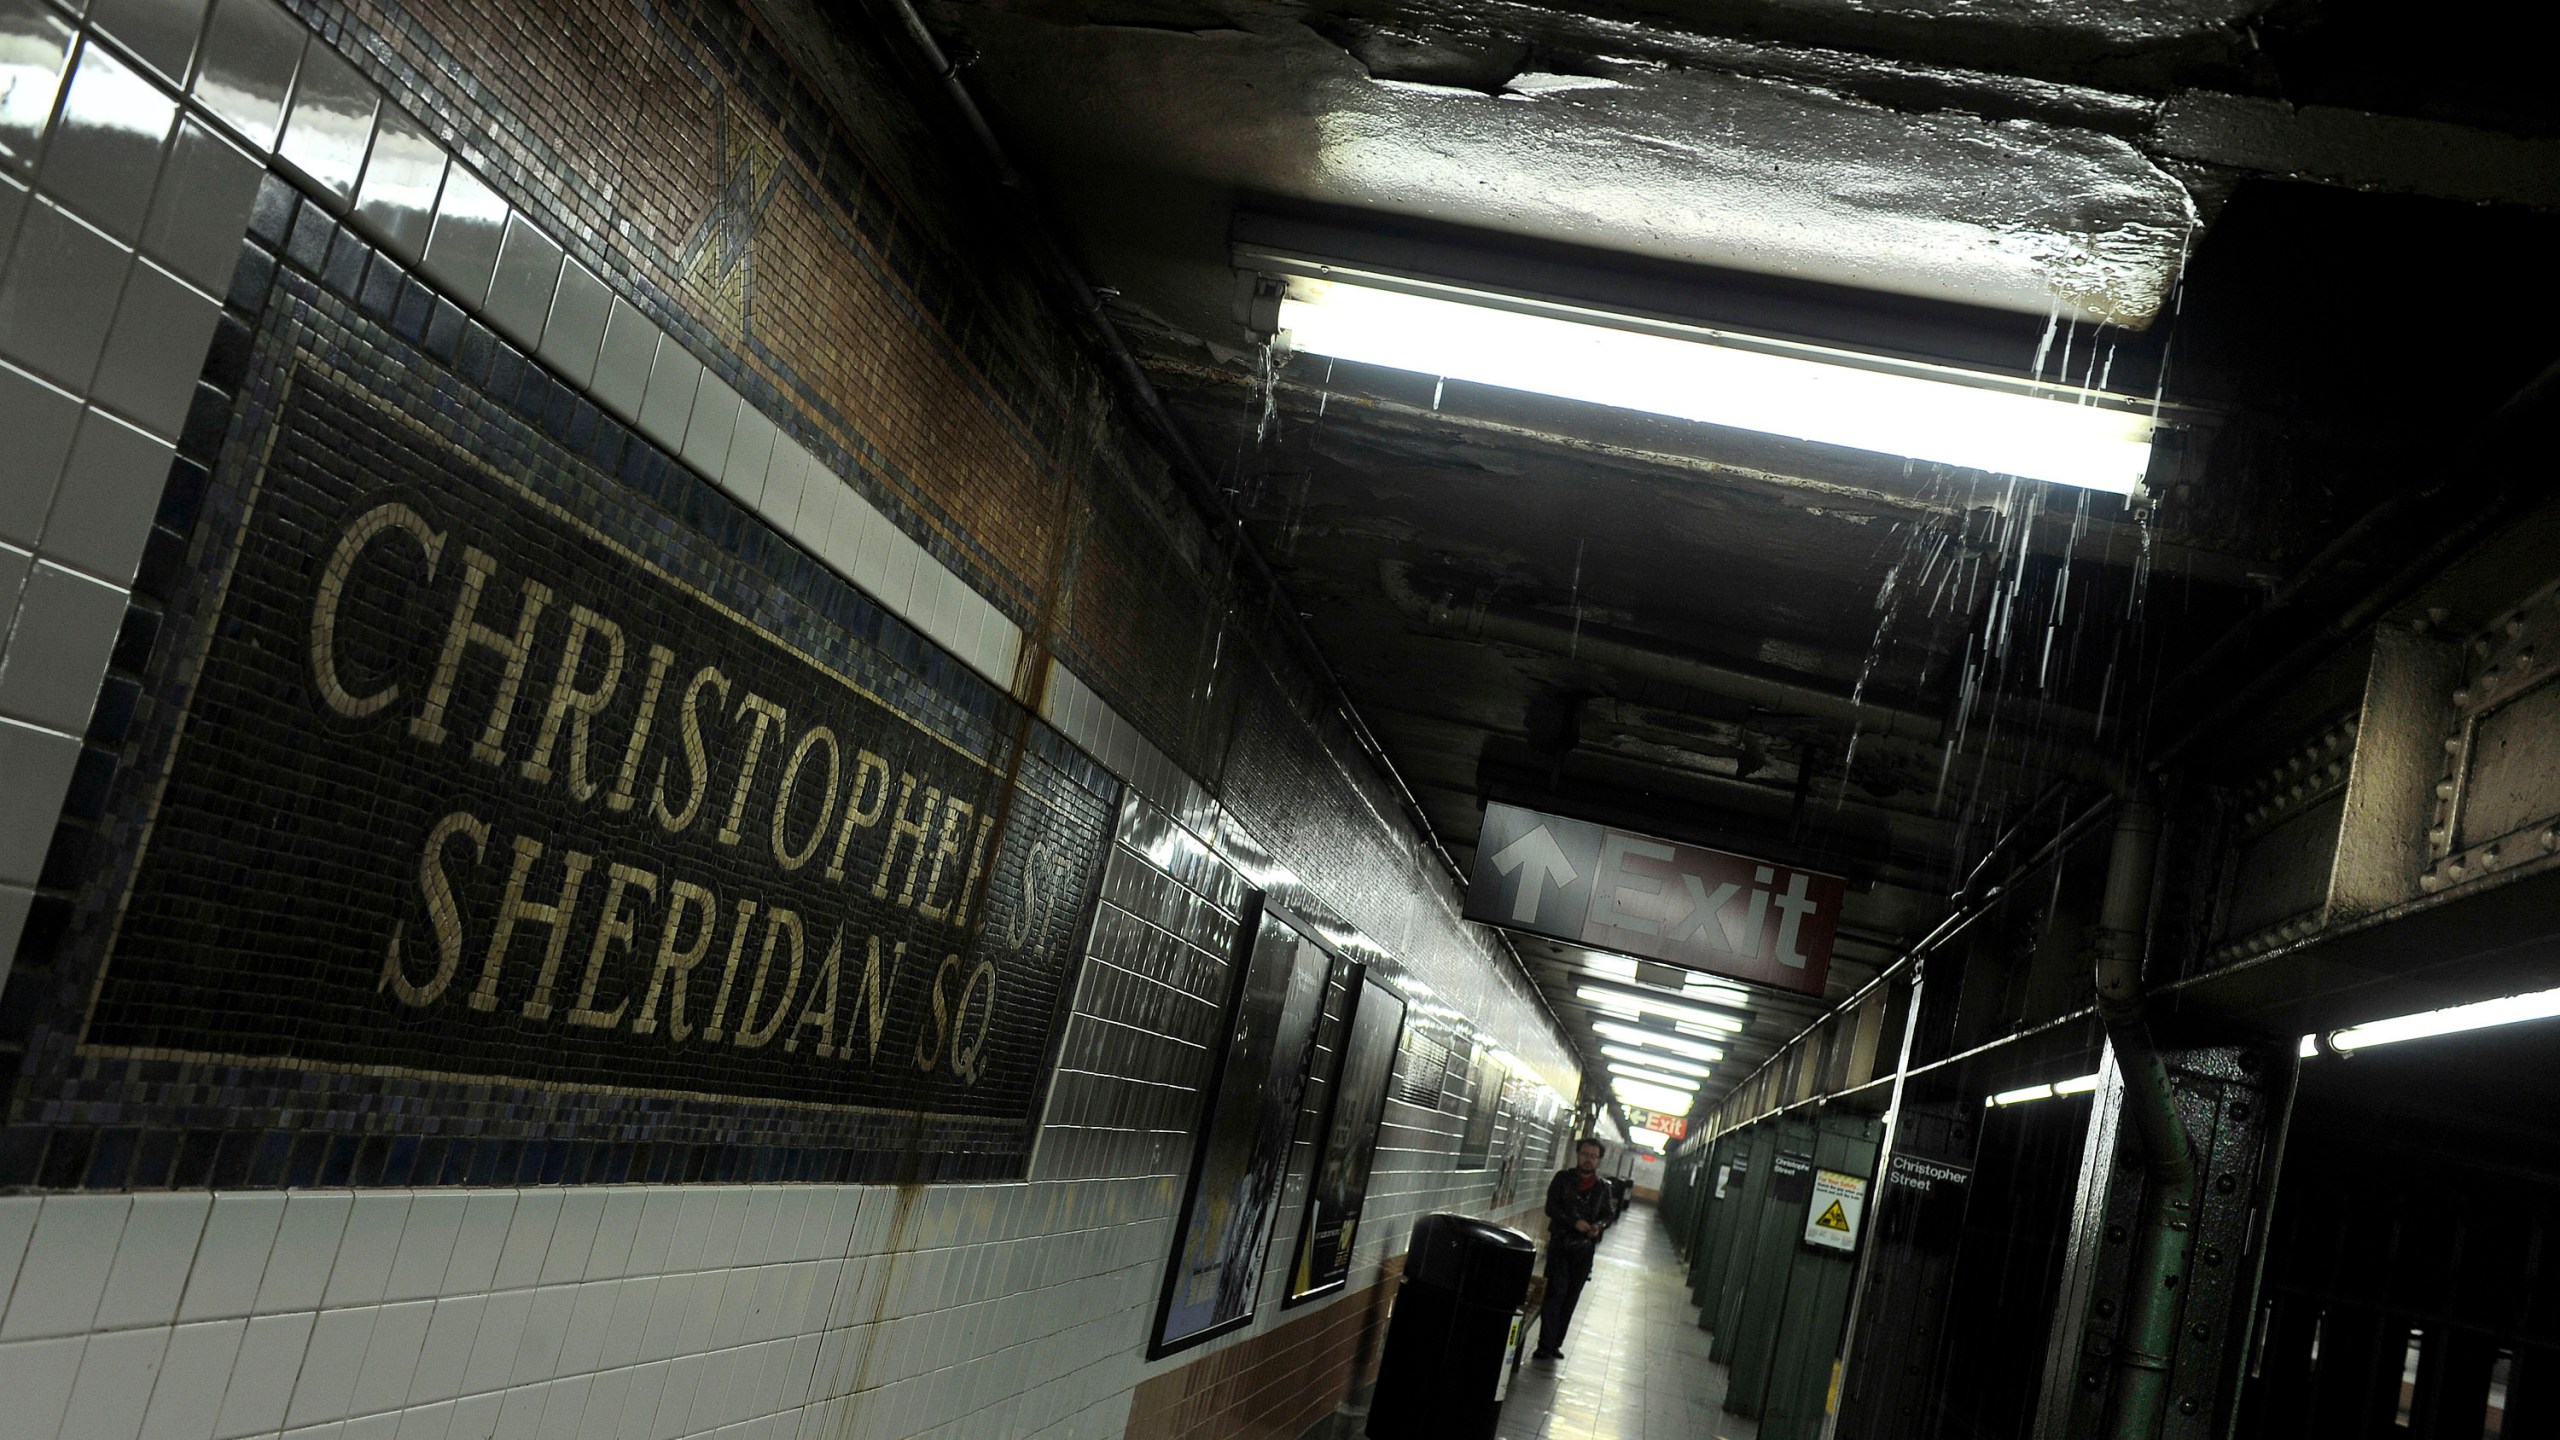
1498,1201 -> 1758,1440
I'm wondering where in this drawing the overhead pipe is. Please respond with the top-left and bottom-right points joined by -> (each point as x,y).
2086,786 -> 2195,1439
1379,560 -> 2125,774
1379,558 -> 1947,742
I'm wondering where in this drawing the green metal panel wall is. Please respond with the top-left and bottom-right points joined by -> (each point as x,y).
1688,1135 -> 1745,1313
1707,1129 -> 1778,1356
1724,1119 -> 1822,1404
1759,1113 -> 1885,1440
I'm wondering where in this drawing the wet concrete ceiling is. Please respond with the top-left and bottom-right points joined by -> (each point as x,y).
866,0 -> 2560,1115
934,0 -> 2201,343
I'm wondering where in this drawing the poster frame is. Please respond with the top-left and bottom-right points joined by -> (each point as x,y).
1281,964 -> 1409,1308
1454,1045 -> 1505,1170
1145,895 -> 1335,1357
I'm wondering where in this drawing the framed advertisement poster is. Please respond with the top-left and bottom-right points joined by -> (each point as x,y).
1455,1046 -> 1505,1169
1284,972 -> 1409,1306
1149,898 -> 1334,1357
1491,1071 -> 1530,1209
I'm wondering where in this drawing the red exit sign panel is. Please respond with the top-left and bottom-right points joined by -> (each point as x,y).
1626,1108 -> 1690,1138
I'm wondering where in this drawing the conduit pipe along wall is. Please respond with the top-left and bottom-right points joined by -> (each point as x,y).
2087,788 -> 2197,1439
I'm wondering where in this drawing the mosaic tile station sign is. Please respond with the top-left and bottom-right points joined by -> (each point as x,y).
79,363 -> 1116,1159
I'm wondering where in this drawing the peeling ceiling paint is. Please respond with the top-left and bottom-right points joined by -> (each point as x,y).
938,0 -> 2199,331
1307,65 -> 2197,324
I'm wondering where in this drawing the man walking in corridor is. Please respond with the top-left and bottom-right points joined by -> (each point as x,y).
1531,1137 -> 1614,1360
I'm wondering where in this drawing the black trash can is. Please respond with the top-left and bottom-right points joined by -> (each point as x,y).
1366,1213 -> 1538,1439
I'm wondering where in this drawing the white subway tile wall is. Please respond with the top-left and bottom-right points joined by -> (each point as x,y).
346,104 -> 441,264
0,1178 -> 1186,1438
483,212 -> 563,350
145,118 -> 262,294
0,2 -> 1581,1436
1,0 -> 262,983
1024,787 -> 1573,1412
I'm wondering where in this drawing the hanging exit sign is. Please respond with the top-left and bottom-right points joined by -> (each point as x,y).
1463,801 -> 1844,996
1624,1107 -> 1689,1139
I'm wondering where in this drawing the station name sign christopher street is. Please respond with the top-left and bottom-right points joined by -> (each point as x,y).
80,370 -> 1115,1145
1462,801 -> 1845,996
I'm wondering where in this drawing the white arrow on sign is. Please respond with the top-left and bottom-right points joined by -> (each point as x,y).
1490,824 -> 1578,923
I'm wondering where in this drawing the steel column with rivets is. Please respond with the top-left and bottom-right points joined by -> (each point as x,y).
2088,787 -> 2196,1440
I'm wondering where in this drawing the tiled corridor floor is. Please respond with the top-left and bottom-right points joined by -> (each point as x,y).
1497,1201 -> 1759,1440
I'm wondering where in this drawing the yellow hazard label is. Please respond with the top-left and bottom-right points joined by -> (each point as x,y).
1814,1199 -> 1851,1231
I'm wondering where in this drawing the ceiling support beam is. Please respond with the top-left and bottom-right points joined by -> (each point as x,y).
1380,557 -> 1945,742
2155,95 -> 2560,212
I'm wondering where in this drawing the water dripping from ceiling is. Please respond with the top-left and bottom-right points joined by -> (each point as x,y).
1834,313 -> 2171,893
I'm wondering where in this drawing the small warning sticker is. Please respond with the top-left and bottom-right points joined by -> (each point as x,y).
1804,1170 -> 1867,1252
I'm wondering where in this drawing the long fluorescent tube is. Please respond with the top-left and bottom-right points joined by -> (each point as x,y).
2300,984 -> 2560,1057
1614,1079 -> 1697,1114
1629,1129 -> 1670,1151
1276,279 -> 2156,494
1608,1062 -> 1701,1091
1985,1072 -> 2102,1108
1602,1044 -> 1711,1077
1684,978 -> 1752,1008
1570,952 -> 1751,1010
1593,1021 -> 1725,1062
1575,986 -> 1746,1033
1586,995 -> 1643,1021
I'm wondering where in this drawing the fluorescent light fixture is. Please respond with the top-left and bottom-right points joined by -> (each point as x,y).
1608,1062 -> 1701,1092
2303,984 -> 2560,1057
1586,995 -> 1644,1021
1630,1129 -> 1670,1151
1614,1079 -> 1696,1114
1575,986 -> 1746,1033
1593,1021 -> 1725,1062
1985,1072 -> 2102,1107
1275,279 -> 2156,495
1569,950 -> 1748,1007
1602,1044 -> 1711,1077
1580,955 -> 1642,982
1683,977 -> 1752,1008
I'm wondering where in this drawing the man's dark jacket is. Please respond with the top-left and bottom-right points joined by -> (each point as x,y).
1545,1169 -> 1613,1252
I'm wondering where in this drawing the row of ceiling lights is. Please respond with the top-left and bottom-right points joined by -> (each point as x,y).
1564,954 -> 1753,1117
1584,970 -> 2560,1132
